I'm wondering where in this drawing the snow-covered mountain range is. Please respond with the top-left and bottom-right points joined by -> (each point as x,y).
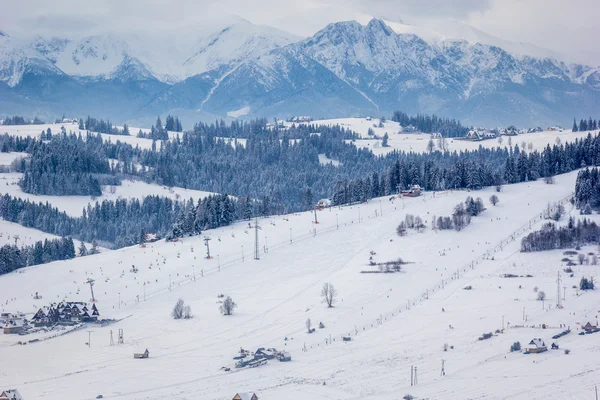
0,19 -> 598,127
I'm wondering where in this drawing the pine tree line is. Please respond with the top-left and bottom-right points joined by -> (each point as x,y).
521,218 -> 600,252
572,117 -> 599,132
0,237 -> 76,276
18,134 -> 111,196
574,167 -> 600,210
1,116 -> 44,125
333,132 -> 600,207
165,115 -> 183,132
0,192 -> 260,249
391,110 -> 469,138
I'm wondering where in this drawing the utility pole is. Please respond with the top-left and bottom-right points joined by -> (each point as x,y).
289,228 -> 292,244
441,359 -> 446,376
204,237 -> 212,259
563,286 -> 566,301
502,315 -> 505,330
264,236 -> 268,254
314,207 -> 319,225
118,292 -> 121,309
118,328 -> 124,344
110,330 -> 114,346
336,214 -> 339,229
169,274 -> 172,291
254,217 -> 261,260
358,207 -> 361,223
86,278 -> 96,303
143,282 -> 146,301
87,330 -> 93,348
241,245 -> 244,262
556,271 -> 562,308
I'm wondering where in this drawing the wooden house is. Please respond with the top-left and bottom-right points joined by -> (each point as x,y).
527,338 -> 547,353
582,322 -> 597,332
0,389 -> 23,400
3,319 -> 25,334
232,392 -> 258,400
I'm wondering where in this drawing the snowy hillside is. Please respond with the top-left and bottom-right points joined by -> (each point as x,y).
1,169 -> 599,399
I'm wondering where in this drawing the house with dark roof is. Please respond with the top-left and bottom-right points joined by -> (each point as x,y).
527,338 -> 547,353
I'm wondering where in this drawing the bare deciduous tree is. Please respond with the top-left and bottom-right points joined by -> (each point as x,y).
321,282 -> 338,308
489,194 -> 499,206
306,318 -> 312,333
537,291 -> 546,301
183,305 -> 192,319
172,298 -> 184,319
396,221 -> 407,236
578,253 -> 585,265
220,296 -> 237,315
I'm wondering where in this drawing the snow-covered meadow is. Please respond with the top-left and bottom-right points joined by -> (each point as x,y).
0,172 -> 217,217
291,117 -> 598,155
1,170 -> 598,400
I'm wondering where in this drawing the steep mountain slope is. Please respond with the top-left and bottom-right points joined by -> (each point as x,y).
0,19 -> 598,126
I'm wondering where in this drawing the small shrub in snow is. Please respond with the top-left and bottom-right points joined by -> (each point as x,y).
578,253 -> 586,265
533,286 -> 539,292
564,349 -> 570,354
220,296 -> 237,315
563,267 -> 573,273
463,285 -> 473,290
563,250 -> 578,256
403,395 -> 414,400
172,298 -> 185,319
580,277 -> 595,290
478,332 -> 493,341
510,341 -> 521,352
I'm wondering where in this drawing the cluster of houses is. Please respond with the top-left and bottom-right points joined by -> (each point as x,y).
31,302 -> 100,327
2,302 -> 100,334
289,116 -> 312,123
233,347 -> 291,369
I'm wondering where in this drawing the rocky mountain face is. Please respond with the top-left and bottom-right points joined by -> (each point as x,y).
1,19 -> 598,127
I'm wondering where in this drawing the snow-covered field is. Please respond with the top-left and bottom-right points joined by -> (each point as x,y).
0,220 -> 101,254
293,117 -> 598,155
1,170 -> 598,400
0,151 -> 27,166
0,220 -> 64,247
0,123 -> 183,150
0,173 -> 217,217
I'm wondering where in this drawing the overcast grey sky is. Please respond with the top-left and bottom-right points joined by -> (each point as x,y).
2,0 -> 598,65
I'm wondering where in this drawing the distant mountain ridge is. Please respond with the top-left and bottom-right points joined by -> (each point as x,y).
0,18 -> 598,127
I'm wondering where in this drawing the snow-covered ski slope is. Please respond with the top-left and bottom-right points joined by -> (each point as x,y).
2,170 -> 599,400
